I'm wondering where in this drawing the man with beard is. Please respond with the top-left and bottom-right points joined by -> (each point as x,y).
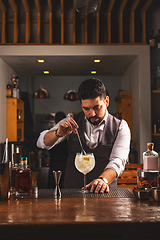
37,78 -> 130,193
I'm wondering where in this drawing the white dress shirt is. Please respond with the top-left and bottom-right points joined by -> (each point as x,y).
37,110 -> 131,177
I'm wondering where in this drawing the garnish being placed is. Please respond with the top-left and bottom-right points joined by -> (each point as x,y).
83,156 -> 90,161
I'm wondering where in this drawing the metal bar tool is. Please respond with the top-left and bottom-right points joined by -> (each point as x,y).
53,171 -> 62,198
68,111 -> 86,155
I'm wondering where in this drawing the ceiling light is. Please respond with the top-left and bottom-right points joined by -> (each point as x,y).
38,59 -> 44,63
64,90 -> 79,101
64,77 -> 79,101
33,88 -> 50,99
33,78 -> 50,99
94,59 -> 100,63
91,71 -> 96,74
44,71 -> 49,74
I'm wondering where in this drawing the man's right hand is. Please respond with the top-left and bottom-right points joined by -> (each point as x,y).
44,118 -> 78,147
56,118 -> 78,137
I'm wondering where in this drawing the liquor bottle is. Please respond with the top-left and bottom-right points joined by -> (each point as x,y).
148,29 -> 156,48
16,76 -> 20,99
143,143 -> 159,171
6,84 -> 12,98
12,81 -> 17,98
11,147 -> 21,195
156,29 -> 160,49
16,157 -> 32,196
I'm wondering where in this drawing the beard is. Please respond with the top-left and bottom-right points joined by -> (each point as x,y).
87,115 -> 103,126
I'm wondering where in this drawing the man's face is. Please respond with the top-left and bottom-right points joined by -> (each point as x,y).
81,96 -> 109,125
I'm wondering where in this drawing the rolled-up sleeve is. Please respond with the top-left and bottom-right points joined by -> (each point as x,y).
36,115 -> 71,150
105,119 -> 131,177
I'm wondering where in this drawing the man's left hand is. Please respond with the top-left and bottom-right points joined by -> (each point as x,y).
82,179 -> 109,193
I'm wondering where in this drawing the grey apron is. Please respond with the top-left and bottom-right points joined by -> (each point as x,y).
63,112 -> 121,189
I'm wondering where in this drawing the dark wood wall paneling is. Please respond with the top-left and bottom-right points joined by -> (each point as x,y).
0,0 -> 155,44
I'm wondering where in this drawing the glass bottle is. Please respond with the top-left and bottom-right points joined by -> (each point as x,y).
156,29 -> 160,49
148,29 -> 156,48
143,143 -> 159,171
12,81 -> 17,98
16,76 -> 20,99
6,84 -> 12,97
11,147 -> 21,195
16,157 -> 32,197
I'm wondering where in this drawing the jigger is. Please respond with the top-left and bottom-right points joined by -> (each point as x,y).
53,171 -> 62,198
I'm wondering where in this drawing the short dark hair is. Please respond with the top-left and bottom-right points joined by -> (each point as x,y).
78,78 -> 109,101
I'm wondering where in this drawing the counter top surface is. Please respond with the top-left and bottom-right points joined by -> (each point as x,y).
0,188 -> 160,240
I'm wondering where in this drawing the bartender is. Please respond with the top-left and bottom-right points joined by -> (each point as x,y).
37,78 -> 130,193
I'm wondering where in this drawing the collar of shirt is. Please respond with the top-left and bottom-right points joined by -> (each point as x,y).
84,110 -> 108,149
84,109 -> 108,131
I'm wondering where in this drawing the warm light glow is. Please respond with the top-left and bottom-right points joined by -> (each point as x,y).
94,59 -> 100,63
91,71 -> 96,74
44,71 -> 49,74
38,59 -> 44,63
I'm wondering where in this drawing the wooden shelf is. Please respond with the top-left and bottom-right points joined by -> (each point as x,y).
6,98 -> 24,142
152,133 -> 160,136
152,90 -> 160,93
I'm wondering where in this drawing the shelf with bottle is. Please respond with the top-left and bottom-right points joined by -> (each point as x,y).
148,28 -> 160,49
152,116 -> 160,135
6,74 -> 20,99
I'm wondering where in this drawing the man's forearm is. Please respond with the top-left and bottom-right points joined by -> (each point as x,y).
44,130 -> 59,146
99,168 -> 117,185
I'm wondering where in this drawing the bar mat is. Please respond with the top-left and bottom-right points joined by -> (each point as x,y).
38,188 -> 134,198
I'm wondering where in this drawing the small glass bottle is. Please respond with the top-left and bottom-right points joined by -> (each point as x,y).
12,81 -> 17,98
16,76 -> 20,99
16,157 -> 32,197
148,29 -> 156,48
6,84 -> 12,97
11,147 -> 21,195
143,143 -> 159,171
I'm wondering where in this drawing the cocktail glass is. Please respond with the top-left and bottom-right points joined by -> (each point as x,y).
75,152 -> 95,193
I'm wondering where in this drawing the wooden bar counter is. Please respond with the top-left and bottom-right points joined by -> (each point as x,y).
0,188 -> 160,240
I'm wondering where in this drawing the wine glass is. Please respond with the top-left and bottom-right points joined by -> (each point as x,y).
75,152 -> 95,193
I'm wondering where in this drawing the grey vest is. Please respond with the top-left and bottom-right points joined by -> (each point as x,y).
63,112 -> 121,189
